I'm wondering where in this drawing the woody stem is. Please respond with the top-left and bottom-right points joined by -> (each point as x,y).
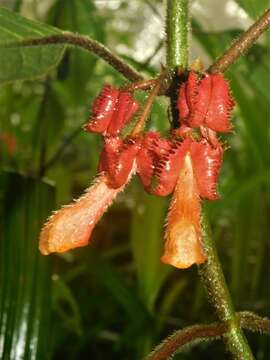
198,212 -> 254,359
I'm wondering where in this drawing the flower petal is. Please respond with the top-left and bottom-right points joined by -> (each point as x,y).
153,138 -> 190,197
39,173 -> 132,255
99,136 -> 140,188
191,139 -> 223,200
177,71 -> 198,123
204,74 -> 234,133
186,71 -> 199,111
137,132 -> 171,191
177,80 -> 190,120
189,73 -> 211,128
177,72 -> 234,133
85,85 -> 119,134
85,86 -> 139,136
161,154 -> 206,269
107,91 -> 139,135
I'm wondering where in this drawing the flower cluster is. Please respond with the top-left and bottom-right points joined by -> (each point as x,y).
39,71 -> 234,269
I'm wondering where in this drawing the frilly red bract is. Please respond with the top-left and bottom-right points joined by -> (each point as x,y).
85,85 -> 139,136
177,71 -> 234,133
98,136 -> 140,188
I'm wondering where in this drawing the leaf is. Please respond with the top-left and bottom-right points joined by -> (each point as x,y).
0,171 -> 55,359
0,7 -> 65,83
48,0 -> 105,105
235,0 -> 269,19
52,275 -> 83,336
88,252 -> 150,330
130,183 -> 171,312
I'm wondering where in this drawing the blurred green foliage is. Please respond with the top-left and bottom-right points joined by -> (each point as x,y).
0,0 -> 270,359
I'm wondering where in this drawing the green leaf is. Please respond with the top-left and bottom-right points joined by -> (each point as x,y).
0,7 -> 65,83
52,275 -> 83,336
0,171 -> 55,359
235,0 -> 269,19
48,0 -> 105,105
88,253 -> 149,327
130,183 -> 171,312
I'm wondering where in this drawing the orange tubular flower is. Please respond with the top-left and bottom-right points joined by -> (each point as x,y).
39,171 -> 135,255
161,153 -> 205,269
159,139 -> 223,268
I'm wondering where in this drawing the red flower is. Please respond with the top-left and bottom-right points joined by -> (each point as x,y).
39,75 -> 234,269
85,85 -> 139,136
40,86 -> 141,255
162,152 -> 205,268
98,136 -> 140,188
177,71 -> 234,133
159,139 -> 223,268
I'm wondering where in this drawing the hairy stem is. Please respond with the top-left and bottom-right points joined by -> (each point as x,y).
3,32 -> 143,82
147,322 -> 226,360
238,311 -> 270,335
209,7 -> 270,73
166,0 -> 189,68
148,312 -> 270,359
198,213 -> 254,359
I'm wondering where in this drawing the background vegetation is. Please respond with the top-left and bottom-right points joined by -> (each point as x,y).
1,0 -> 270,359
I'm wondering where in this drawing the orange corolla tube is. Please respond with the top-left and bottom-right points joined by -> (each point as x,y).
39,173 -> 131,255
161,153 -> 206,269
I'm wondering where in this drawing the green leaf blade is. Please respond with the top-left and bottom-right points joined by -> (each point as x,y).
0,7 -> 65,83
0,171 -> 55,360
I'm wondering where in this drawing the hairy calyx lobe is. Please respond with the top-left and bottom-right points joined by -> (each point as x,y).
177,71 -> 234,133
85,85 -> 139,136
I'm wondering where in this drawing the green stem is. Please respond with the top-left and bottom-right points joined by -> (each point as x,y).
165,1 -> 254,358
166,0 -> 189,68
198,211 -> 254,359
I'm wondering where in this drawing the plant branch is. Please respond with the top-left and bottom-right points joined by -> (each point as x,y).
147,322 -> 226,360
131,69 -> 168,136
3,32 -> 143,82
238,311 -> 270,335
166,0 -> 189,69
209,7 -> 270,73
198,212 -> 254,359
122,79 -> 157,92
147,312 -> 270,360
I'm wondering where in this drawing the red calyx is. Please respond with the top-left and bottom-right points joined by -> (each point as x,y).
152,138 -> 191,196
136,134 -> 223,200
190,139 -> 224,200
98,136 -> 140,188
177,71 -> 234,133
85,85 -> 119,134
107,91 -> 139,135
85,85 -> 139,136
136,132 -> 172,190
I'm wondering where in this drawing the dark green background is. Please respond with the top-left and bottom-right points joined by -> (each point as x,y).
0,1 -> 270,359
